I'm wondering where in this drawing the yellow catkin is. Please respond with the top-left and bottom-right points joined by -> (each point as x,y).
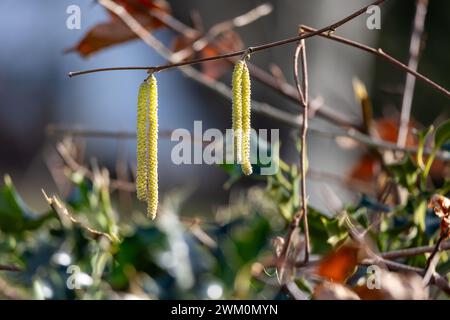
146,74 -> 159,219
136,80 -> 150,201
232,61 -> 244,163
241,63 -> 253,176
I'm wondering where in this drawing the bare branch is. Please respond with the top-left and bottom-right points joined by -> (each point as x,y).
68,0 -> 386,77
397,0 -> 429,148
300,25 -> 450,100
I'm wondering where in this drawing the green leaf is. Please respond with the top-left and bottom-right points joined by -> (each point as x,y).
423,119 -> 450,180
416,126 -> 433,170
434,119 -> 450,150
389,156 -> 418,192
0,175 -> 53,234
413,199 -> 427,233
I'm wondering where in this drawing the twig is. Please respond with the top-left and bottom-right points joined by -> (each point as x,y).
169,3 -> 273,63
42,189 -> 115,242
56,142 -> 136,192
0,265 -> 21,272
47,125 -> 450,162
397,0 -> 429,148
277,37 -> 312,278
300,25 -> 450,99
363,257 -> 450,295
47,124 -> 173,140
294,34 -> 310,263
381,241 -> 450,260
149,4 -> 361,130
68,0 -> 386,77
423,229 -> 449,285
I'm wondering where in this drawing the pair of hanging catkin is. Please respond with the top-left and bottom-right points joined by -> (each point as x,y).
136,74 -> 159,219
232,60 -> 252,176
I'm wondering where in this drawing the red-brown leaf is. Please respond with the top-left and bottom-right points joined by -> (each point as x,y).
172,30 -> 244,80
317,245 -> 359,283
67,0 -> 170,57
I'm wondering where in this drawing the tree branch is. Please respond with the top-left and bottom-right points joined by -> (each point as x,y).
300,25 -> 450,99
397,0 -> 429,148
294,35 -> 311,263
68,0 -> 386,77
381,241 -> 450,260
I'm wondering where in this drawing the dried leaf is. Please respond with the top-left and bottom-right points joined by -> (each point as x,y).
67,0 -> 170,57
350,118 -> 417,183
316,245 -> 359,283
172,30 -> 244,79
429,194 -> 450,238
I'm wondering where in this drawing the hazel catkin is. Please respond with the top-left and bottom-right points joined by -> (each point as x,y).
146,74 -> 159,219
232,60 -> 245,163
136,74 -> 159,220
240,63 -> 252,176
136,80 -> 150,201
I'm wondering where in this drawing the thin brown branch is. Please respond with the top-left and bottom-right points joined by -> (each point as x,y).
169,3 -> 273,63
423,229 -> 449,285
300,25 -> 450,100
294,35 -> 311,264
0,265 -> 21,272
381,241 -> 450,260
363,257 -> 450,295
397,0 -> 429,148
68,0 -> 386,77
42,189 -> 115,242
277,34 -> 312,278
149,4 -> 361,130
56,142 -> 136,192
47,125 -> 450,162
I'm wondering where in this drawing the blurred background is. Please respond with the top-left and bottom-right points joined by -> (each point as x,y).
0,0 -> 448,215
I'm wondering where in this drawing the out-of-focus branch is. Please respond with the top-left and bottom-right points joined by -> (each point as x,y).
300,25 -> 450,100
397,0 -> 429,148
69,0 -> 386,77
150,4 -> 360,129
168,4 -> 273,62
46,125 -> 450,162
381,241 -> 450,260
0,265 -> 21,272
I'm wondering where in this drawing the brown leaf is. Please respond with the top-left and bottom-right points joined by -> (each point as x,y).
200,30 -> 244,79
429,194 -> 450,238
316,245 -> 359,283
67,0 -> 170,57
172,30 -> 244,80
350,118 -> 417,183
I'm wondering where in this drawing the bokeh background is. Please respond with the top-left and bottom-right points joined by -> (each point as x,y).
0,0 -> 448,216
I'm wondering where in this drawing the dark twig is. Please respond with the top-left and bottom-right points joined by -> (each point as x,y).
68,0 -> 386,77
47,125 -> 450,162
397,0 -> 429,148
0,265 -> 21,272
381,241 -> 450,260
300,25 -> 450,100
148,4 -> 361,130
423,229 -> 449,285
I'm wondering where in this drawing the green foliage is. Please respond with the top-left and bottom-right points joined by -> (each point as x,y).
0,122 -> 448,299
